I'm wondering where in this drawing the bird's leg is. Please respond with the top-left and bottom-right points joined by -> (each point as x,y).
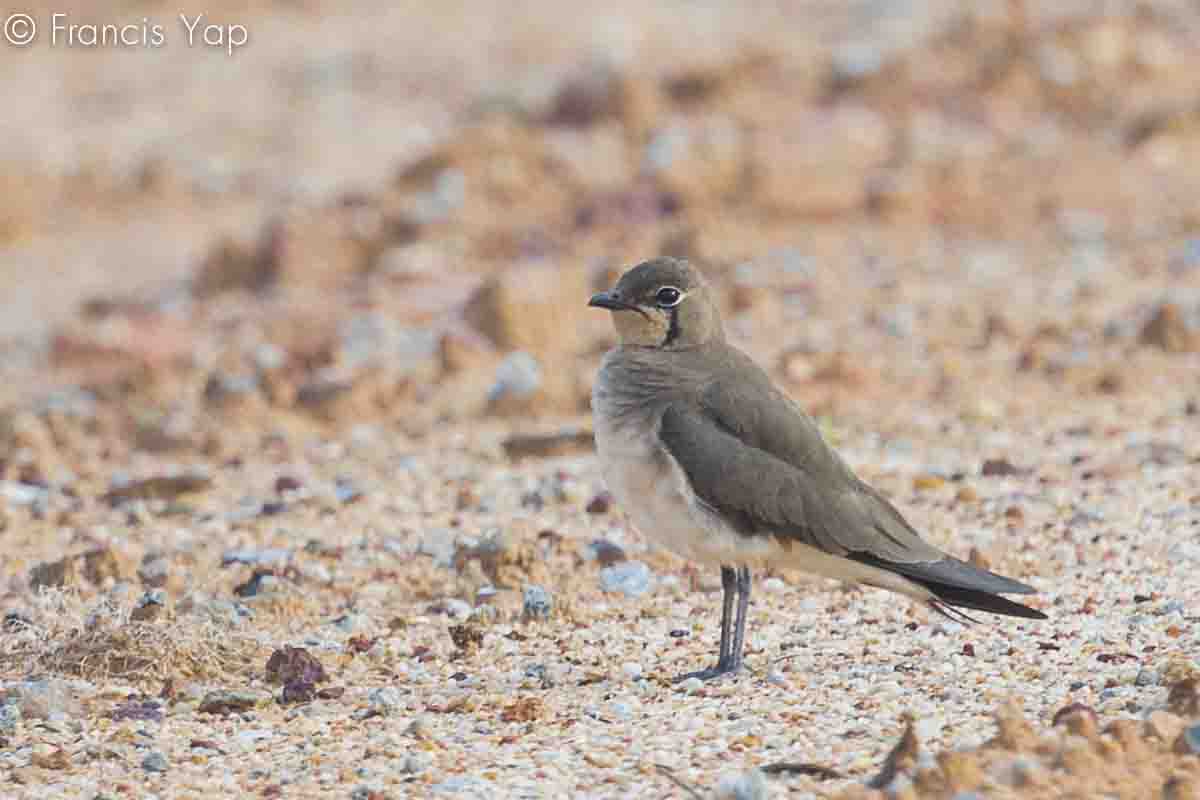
715,565 -> 737,667
728,566 -> 752,670
674,565 -> 741,682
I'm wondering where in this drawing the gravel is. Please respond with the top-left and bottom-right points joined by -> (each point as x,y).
599,560 -> 653,597
2,2 -> 1200,799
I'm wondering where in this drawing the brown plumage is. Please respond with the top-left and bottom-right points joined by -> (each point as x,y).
590,257 -> 1046,680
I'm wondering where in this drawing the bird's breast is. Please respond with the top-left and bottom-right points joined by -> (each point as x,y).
593,386 -> 757,566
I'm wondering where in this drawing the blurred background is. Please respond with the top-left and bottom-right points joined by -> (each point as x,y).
2,0 -> 1199,480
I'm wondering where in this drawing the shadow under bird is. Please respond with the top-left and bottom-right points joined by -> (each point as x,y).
589,257 -> 1047,681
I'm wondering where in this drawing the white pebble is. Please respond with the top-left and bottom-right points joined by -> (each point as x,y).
713,768 -> 768,800
367,686 -> 402,717
402,752 -> 431,773
621,662 -> 643,681
610,701 -> 633,719
915,717 -> 942,740
443,598 -> 472,619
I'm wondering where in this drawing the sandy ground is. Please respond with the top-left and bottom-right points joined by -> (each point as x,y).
2,1 -> 1200,798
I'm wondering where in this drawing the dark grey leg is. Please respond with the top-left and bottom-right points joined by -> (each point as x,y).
674,565 -> 744,682
729,566 -> 752,670
715,565 -> 737,664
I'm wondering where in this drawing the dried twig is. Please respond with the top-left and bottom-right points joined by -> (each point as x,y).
868,713 -> 920,789
759,761 -> 842,780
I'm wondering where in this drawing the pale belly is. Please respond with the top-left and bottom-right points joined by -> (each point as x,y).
594,413 -> 778,567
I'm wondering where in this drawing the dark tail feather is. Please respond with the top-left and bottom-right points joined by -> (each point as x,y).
923,580 -> 1047,621
847,552 -> 1048,621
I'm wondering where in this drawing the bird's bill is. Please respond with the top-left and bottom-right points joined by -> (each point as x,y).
588,291 -> 637,312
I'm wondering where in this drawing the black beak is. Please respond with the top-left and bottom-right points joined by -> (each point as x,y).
588,291 -> 635,312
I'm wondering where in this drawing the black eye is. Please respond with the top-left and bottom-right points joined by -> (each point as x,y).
655,286 -> 682,307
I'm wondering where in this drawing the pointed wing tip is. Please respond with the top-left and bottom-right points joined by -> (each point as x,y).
930,599 -> 1047,623
928,588 -> 1048,621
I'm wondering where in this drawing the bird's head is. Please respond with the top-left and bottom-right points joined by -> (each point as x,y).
588,257 -> 724,349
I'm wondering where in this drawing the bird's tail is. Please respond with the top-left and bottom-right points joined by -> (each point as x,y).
925,582 -> 1047,623
848,552 -> 1048,622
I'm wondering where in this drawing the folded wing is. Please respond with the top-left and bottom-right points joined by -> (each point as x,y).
657,396 -> 1045,620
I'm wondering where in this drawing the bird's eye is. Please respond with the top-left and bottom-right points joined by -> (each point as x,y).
655,286 -> 683,308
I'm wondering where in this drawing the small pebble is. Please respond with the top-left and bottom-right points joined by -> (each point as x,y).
303,562 -> 332,583
713,768 -> 768,800
367,687 -> 402,717
621,662 -> 643,681
657,574 -> 682,591
138,556 -> 169,588
679,677 -> 703,694
1161,600 -> 1185,616
402,752 -> 432,774
1169,238 -> 1200,274
761,577 -> 786,593
831,40 -> 885,86
1135,668 -> 1159,687
406,715 -> 432,739
1181,724 -> 1200,755
130,589 -> 166,621
916,717 -> 942,740
599,560 -> 652,597
198,689 -> 265,715
275,475 -> 303,494
585,492 -> 613,514
585,538 -> 627,566
442,598 -> 472,619
0,703 -> 19,734
334,478 -> 363,504
1002,756 -> 1043,787
235,572 -> 280,598
234,729 -> 272,747
489,351 -> 542,401
195,598 -> 253,627
141,751 -> 169,773
221,548 -> 291,567
522,585 -> 553,620
432,775 -> 489,794
418,530 -> 458,568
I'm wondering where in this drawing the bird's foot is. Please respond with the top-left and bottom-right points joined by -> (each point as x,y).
673,661 -> 742,683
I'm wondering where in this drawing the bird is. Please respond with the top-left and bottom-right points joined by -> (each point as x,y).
589,257 -> 1046,682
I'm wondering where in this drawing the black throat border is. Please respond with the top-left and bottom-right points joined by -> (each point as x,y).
663,306 -> 681,346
